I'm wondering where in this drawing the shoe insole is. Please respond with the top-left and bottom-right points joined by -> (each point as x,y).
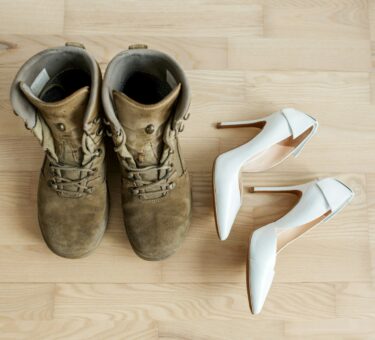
121,71 -> 172,105
276,210 -> 331,252
40,68 -> 91,102
244,126 -> 314,172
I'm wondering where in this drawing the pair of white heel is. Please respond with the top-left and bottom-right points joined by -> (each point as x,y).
213,108 -> 354,314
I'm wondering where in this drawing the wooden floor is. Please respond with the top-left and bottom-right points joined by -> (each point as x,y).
0,0 -> 374,339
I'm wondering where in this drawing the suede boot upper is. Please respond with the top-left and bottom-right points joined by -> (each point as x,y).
102,45 -> 192,260
10,43 -> 108,258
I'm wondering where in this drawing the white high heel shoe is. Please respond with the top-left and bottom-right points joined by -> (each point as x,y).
248,178 -> 354,314
213,108 -> 318,240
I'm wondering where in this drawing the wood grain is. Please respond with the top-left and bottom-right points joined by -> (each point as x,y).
0,0 -> 374,338
64,1 -> 263,37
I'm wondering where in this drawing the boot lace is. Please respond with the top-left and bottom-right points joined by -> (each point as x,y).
47,149 -> 101,198
124,155 -> 176,199
110,126 -> 176,199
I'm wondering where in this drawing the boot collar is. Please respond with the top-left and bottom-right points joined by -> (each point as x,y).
10,44 -> 101,132
102,47 -> 191,139
10,44 -> 102,164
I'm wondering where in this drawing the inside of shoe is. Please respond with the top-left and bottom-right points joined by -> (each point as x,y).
121,71 -> 172,105
109,53 -> 179,106
26,51 -> 93,103
276,210 -> 331,251
12,49 -> 98,129
244,126 -> 314,172
40,68 -> 90,102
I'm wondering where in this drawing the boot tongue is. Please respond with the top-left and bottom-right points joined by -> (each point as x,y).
113,83 -> 181,167
19,82 -> 90,165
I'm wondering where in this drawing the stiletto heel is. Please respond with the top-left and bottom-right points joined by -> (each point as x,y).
250,183 -> 309,194
217,117 -> 267,129
248,178 -> 354,315
213,108 -> 318,241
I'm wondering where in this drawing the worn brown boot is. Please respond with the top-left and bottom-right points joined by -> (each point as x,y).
10,43 -> 108,258
102,45 -> 192,260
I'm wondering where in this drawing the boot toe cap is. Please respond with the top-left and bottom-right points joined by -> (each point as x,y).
39,217 -> 107,259
128,218 -> 190,261
38,177 -> 108,259
123,174 -> 192,261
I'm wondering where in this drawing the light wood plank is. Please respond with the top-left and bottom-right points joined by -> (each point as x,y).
64,0 -> 263,37
0,320 -> 158,340
0,35 -> 228,70
244,71 -> 370,104
53,283 -> 337,321
229,37 -> 371,71
158,320 -> 285,340
0,0 -> 64,34
369,0 -> 375,41
263,0 -> 369,40
0,242 -> 163,283
364,174 -> 375,283
335,283 -> 375,318
0,284 -> 55,320
285,318 -> 375,339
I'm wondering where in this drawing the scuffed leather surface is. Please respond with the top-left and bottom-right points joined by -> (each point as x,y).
38,158 -> 108,258
122,171 -> 191,260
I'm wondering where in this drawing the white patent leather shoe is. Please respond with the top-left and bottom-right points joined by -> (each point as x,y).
213,108 -> 318,240
248,178 -> 354,314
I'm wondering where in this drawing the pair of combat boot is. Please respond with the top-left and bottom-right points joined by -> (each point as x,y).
10,43 -> 192,260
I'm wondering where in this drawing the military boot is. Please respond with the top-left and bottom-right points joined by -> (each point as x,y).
10,43 -> 108,258
102,45 -> 192,260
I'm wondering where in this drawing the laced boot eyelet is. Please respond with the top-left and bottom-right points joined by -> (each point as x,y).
168,182 -> 176,190
131,188 -> 140,195
84,187 -> 93,194
94,149 -> 102,157
145,124 -> 155,134
56,123 -> 65,131
48,180 -> 57,190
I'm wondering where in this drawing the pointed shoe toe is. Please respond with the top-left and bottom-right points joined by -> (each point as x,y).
213,155 -> 242,240
214,193 -> 241,241
249,258 -> 275,315
248,228 -> 277,314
